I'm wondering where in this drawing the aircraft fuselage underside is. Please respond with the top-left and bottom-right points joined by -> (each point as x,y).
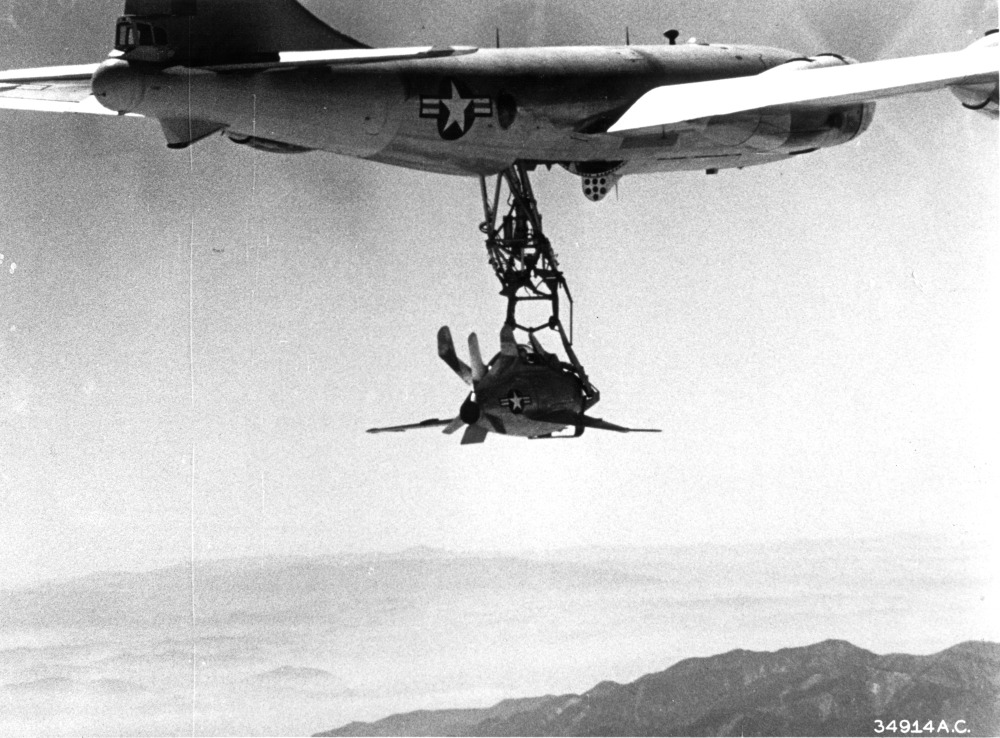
92,43 -> 874,176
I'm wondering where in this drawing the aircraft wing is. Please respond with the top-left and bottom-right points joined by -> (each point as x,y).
367,418 -> 457,434
204,45 -> 478,72
608,44 -> 999,134
528,409 -> 661,434
0,63 -> 128,115
0,46 -> 477,114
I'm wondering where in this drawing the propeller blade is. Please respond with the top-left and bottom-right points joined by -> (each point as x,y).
528,331 -> 548,357
368,418 -> 457,434
442,417 -> 465,435
481,323 -> 520,385
437,326 -> 472,386
499,324 -> 518,357
468,333 -> 487,383
461,424 -> 489,445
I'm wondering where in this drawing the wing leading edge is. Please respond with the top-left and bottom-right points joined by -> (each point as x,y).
366,418 -> 458,434
608,42 -> 1000,134
0,63 -> 127,115
203,45 -> 478,72
0,46 -> 477,116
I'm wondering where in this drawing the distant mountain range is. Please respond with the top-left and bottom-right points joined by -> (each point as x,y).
317,640 -> 1000,737
0,551 -> 658,629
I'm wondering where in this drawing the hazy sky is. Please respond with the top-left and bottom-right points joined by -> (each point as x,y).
0,0 -> 997,588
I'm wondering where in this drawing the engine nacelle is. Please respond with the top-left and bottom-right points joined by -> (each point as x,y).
950,31 -> 999,118
758,55 -> 876,148
700,53 -> 875,153
769,53 -> 858,72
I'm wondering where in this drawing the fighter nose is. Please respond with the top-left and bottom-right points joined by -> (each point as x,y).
91,59 -> 146,113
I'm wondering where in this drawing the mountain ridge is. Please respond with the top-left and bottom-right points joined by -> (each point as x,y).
316,640 -> 1000,737
0,552 -> 660,629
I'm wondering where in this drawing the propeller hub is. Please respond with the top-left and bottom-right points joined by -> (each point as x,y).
460,397 -> 481,425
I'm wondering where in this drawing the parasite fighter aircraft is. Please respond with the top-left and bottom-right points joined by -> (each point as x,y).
0,0 -> 996,200
368,327 -> 660,444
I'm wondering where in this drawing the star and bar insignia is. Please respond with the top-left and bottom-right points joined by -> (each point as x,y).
420,79 -> 493,140
500,389 -> 533,415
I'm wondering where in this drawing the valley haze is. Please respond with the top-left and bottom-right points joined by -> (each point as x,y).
1,538 -> 996,736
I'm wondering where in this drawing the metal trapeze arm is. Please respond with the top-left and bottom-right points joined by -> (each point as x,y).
478,162 -> 599,407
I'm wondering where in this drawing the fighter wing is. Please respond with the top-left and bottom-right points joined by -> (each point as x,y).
367,418 -> 458,434
528,409 -> 661,434
608,44 -> 999,134
0,63 -> 128,115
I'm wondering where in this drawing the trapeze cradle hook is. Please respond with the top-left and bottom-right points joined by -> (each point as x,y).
477,162 -> 599,407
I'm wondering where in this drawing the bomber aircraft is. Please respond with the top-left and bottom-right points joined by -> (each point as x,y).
0,0 -> 996,442
0,0 -> 995,197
